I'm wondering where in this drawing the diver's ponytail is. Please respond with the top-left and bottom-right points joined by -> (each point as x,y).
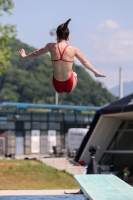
62,19 -> 71,31
56,18 -> 71,40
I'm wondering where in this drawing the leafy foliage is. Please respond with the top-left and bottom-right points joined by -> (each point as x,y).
0,39 -> 115,105
0,0 -> 14,15
0,0 -> 16,74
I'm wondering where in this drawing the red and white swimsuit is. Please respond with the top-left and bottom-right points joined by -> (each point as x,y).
52,44 -> 74,93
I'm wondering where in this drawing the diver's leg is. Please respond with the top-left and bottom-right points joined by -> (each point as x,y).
70,72 -> 78,92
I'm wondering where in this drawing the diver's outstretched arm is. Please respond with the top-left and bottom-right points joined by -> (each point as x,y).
19,43 -> 50,59
75,48 -> 106,78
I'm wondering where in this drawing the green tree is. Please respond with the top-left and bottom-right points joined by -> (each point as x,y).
0,0 -> 16,74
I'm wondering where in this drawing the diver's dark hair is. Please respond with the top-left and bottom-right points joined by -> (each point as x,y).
56,19 -> 71,40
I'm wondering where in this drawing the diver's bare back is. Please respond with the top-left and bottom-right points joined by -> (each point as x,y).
49,42 -> 75,81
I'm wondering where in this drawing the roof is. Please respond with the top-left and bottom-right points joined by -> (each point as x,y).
0,102 -> 101,111
99,93 -> 133,114
75,93 -> 133,162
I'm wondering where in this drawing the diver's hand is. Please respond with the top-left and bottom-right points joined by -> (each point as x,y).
95,72 -> 106,78
19,48 -> 27,58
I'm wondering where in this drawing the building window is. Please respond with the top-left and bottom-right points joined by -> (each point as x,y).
0,116 -> 7,124
40,122 -> 47,130
16,121 -> 24,130
24,122 -> 31,129
32,122 -> 40,130
64,114 -> 75,121
48,122 -> 60,130
107,120 -> 133,151
49,113 -> 63,121
100,120 -> 133,168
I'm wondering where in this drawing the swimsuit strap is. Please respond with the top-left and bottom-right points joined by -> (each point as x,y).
58,43 -> 68,60
52,44 -> 73,62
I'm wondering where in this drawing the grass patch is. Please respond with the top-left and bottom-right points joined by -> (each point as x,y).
0,159 -> 79,190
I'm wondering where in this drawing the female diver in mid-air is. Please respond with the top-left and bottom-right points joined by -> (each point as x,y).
19,19 -> 106,93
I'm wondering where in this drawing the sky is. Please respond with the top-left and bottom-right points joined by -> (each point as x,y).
1,0 -> 133,89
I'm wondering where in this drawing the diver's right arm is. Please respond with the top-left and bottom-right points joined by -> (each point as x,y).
19,43 -> 50,59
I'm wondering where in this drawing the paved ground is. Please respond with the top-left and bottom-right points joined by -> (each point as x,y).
0,189 -> 80,196
40,157 -> 84,174
15,155 -> 84,175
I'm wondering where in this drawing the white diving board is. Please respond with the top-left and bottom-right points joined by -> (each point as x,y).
74,174 -> 133,200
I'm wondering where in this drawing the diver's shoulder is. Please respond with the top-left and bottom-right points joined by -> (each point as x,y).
68,45 -> 79,53
45,43 -> 57,50
47,42 -> 57,46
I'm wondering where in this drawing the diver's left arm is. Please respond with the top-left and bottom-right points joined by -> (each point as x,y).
19,43 -> 50,59
75,47 -> 106,77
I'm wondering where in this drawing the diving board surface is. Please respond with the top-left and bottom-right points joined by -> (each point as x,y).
74,174 -> 133,200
